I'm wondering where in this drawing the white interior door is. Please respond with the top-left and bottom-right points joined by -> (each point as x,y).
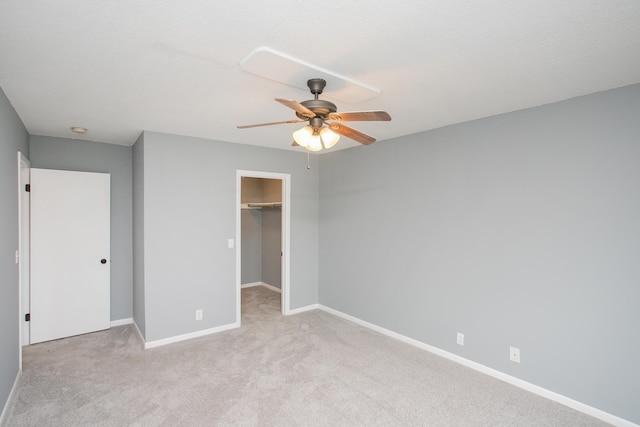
30,168 -> 111,344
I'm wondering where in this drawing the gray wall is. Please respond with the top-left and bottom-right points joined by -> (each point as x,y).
319,84 -> 640,423
240,177 -> 263,284
139,131 -> 318,342
132,133 -> 145,335
262,207 -> 282,288
0,87 -> 29,415
241,209 -> 262,284
29,136 -> 133,322
261,179 -> 282,288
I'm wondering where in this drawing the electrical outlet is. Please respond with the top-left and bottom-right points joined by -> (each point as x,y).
509,346 -> 521,363
457,332 -> 464,346
195,309 -> 203,320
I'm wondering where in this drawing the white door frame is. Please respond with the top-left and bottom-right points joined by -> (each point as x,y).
17,151 -> 30,369
236,170 -> 291,323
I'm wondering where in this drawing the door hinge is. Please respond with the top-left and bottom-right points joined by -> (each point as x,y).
25,313 -> 30,322
25,184 -> 30,192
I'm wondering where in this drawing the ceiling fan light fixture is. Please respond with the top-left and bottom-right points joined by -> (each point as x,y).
293,124 -> 340,151
319,127 -> 340,149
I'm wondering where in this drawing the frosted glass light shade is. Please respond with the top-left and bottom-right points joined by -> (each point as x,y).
292,125 -> 314,147
319,127 -> 340,149
306,135 -> 323,151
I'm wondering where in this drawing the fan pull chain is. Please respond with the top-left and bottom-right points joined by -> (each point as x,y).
307,151 -> 311,170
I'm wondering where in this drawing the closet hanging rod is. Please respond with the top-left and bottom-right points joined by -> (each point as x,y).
242,202 -> 282,209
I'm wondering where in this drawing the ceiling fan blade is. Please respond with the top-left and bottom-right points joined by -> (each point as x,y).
291,140 -> 300,147
237,119 -> 306,129
275,98 -> 316,119
328,122 -> 376,145
327,111 -> 391,122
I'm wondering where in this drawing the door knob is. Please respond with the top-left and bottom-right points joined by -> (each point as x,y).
100,259 -> 107,264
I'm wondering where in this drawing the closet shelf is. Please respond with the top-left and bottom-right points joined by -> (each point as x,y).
241,202 -> 282,209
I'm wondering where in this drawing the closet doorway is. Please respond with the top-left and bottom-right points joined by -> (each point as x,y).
236,170 -> 291,324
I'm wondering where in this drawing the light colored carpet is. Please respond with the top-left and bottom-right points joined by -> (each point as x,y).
6,286 -> 609,426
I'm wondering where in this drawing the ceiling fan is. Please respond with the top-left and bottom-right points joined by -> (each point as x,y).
237,78 -> 391,151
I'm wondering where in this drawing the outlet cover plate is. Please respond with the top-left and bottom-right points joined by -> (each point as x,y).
510,346 -> 521,363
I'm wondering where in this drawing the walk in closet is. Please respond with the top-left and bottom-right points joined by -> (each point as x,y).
240,177 -> 282,290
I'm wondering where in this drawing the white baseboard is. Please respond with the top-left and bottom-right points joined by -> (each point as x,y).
241,282 -> 263,288
132,321 -> 145,347
242,281 -> 282,294
110,317 -> 133,327
0,370 -> 21,426
287,303 -> 319,315
317,305 -> 638,427
260,283 -> 282,293
144,322 -> 240,349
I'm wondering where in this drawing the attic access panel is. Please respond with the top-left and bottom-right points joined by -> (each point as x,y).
240,46 -> 381,104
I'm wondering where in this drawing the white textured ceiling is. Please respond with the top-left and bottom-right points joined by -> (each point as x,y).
1,1 -> 639,152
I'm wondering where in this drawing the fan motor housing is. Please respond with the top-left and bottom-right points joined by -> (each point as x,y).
299,99 -> 337,118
